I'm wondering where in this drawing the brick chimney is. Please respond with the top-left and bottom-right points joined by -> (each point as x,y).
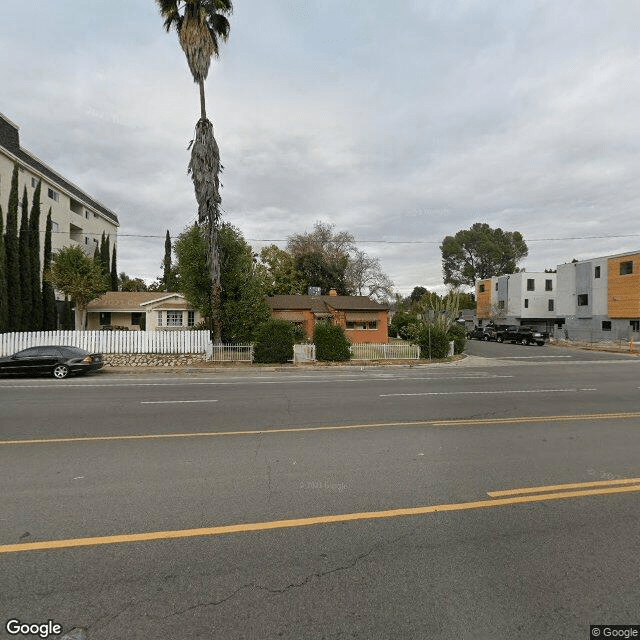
328,289 -> 337,296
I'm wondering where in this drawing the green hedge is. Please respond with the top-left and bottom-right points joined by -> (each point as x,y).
447,323 -> 466,354
253,319 -> 295,363
314,321 -> 351,361
417,324 -> 451,359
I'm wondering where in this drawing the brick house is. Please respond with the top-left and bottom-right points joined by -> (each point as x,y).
266,290 -> 389,343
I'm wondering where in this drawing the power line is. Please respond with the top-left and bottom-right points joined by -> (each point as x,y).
43,230 -> 640,243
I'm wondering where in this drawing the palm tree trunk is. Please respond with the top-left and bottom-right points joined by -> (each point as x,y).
199,80 -> 207,120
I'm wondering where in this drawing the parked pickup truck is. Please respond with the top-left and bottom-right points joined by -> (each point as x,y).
496,326 -> 546,346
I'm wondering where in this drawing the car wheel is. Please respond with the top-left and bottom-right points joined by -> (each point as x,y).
53,364 -> 70,379
537,342 -> 544,346
496,336 -> 503,343
483,335 -> 490,341
522,338 -> 529,346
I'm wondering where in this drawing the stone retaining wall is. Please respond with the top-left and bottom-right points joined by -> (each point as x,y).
102,353 -> 207,367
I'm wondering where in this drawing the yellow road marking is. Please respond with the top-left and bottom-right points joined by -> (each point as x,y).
1,483 -> 639,555
429,412 -> 640,426
1,412 -> 639,447
488,476 -> 640,497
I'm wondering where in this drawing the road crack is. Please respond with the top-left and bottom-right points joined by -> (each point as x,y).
159,533 -> 409,620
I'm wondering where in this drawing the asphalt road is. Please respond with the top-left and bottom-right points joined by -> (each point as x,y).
1,345 -> 639,639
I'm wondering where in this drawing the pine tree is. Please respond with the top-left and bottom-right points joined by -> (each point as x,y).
110,244 -> 118,291
29,180 -> 42,330
5,164 -> 20,330
19,186 -> 32,330
0,205 -> 7,333
41,208 -> 57,330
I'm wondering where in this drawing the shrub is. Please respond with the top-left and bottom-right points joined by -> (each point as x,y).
253,319 -> 295,363
292,323 -> 306,343
417,324 -> 451,359
447,322 -> 466,354
314,321 -> 352,361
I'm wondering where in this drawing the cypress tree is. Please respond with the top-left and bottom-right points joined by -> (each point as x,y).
29,180 -> 42,330
19,186 -> 32,330
5,164 -> 20,331
0,205 -> 7,333
104,235 -> 111,277
99,232 -> 110,276
93,241 -> 100,263
60,295 -> 73,330
163,230 -> 172,291
41,208 -> 57,330
110,244 -> 118,291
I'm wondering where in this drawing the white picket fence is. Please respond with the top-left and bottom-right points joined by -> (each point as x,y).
0,330 -> 210,356
206,343 -> 254,362
350,343 -> 420,360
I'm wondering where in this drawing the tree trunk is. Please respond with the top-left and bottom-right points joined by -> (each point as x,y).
199,80 -> 207,120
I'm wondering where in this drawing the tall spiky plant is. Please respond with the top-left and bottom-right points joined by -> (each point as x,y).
157,0 -> 232,342
18,186 -> 32,330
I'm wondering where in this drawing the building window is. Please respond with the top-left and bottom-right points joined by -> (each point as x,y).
131,312 -> 142,326
594,266 -> 601,279
620,261 -> 633,275
85,210 -> 89,219
527,279 -> 535,291
187,311 -> 195,327
577,294 -> 589,306
495,282 -> 498,291
630,320 -> 640,332
31,177 -> 38,188
85,237 -> 89,245
524,299 -> 529,309
157,311 -> 163,327
47,187 -> 59,202
548,299 -> 554,311
602,321 -> 612,331
545,279 -> 553,291
479,284 -> 485,293
52,221 -> 59,233
166,311 -> 183,326
367,321 -> 377,330
498,300 -> 505,309
99,312 -> 111,326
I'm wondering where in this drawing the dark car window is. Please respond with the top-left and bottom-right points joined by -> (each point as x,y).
13,347 -> 43,359
39,347 -> 63,357
58,347 -> 89,357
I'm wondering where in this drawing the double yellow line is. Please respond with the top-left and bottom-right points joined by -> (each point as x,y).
1,476 -> 638,555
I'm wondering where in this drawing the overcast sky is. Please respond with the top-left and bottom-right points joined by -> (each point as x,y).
1,1 -> 639,295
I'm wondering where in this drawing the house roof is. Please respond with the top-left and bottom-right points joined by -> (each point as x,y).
87,292 -> 190,311
266,295 -> 388,314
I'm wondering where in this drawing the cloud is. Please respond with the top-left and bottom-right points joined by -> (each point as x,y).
1,0 -> 639,291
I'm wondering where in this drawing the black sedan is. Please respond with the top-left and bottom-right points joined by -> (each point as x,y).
0,346 -> 104,379
466,326 -> 497,341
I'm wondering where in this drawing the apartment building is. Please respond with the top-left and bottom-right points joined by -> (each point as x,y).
556,251 -> 640,341
0,112 -> 119,279
476,272 -> 558,332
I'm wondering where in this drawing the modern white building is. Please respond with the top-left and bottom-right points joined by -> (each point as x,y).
556,252 -> 640,341
0,111 -> 119,277
477,272 -> 558,332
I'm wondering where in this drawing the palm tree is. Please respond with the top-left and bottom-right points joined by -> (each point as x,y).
157,0 -> 232,342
